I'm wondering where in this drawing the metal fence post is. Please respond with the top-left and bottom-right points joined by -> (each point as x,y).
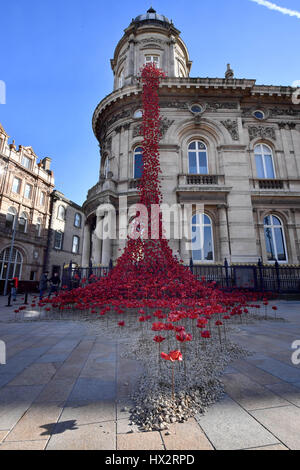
275,260 -> 280,292
258,258 -> 264,292
68,260 -> 73,290
224,258 -> 229,288
109,259 -> 113,271
189,257 -> 193,274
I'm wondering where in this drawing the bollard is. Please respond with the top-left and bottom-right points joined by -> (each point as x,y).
24,292 -> 28,305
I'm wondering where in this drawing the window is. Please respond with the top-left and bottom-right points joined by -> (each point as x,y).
54,231 -> 63,250
24,183 -> 32,199
134,109 -> 143,119
145,55 -> 159,66
118,69 -> 124,88
191,214 -> 214,262
12,177 -> 21,194
19,212 -> 28,233
6,207 -> 17,230
0,247 -> 23,280
190,104 -> 203,114
30,271 -> 36,281
72,235 -> 80,254
57,205 -> 66,220
74,213 -> 82,228
264,215 -> 287,262
133,147 -> 144,179
39,191 -> 45,206
253,110 -> 265,120
103,157 -> 110,179
21,156 -> 31,169
36,218 -> 42,237
255,144 -> 275,179
188,141 -> 208,175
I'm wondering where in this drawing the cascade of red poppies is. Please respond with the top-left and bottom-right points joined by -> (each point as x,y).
49,64 -> 268,308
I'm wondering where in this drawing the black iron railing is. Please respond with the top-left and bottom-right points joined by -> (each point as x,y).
61,259 -> 300,294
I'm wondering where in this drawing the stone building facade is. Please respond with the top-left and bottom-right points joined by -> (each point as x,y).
46,190 -> 85,277
83,8 -> 300,267
0,123 -> 55,284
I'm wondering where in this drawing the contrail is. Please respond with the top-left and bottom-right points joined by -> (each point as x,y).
250,0 -> 300,19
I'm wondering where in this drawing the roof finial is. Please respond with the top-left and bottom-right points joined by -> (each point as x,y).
147,6 -> 156,13
225,63 -> 234,79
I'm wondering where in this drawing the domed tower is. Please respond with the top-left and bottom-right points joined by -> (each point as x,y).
111,7 -> 192,90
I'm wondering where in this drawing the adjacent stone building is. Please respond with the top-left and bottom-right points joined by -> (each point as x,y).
82,8 -> 300,267
0,123 -> 55,286
46,190 -> 85,277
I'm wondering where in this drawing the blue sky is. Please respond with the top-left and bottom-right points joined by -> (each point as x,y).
0,0 -> 299,204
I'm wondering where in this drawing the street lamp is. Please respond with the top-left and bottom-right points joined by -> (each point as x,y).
3,214 -> 22,296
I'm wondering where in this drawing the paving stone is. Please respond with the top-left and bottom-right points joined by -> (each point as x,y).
117,418 -> 139,434
5,402 -> 64,442
196,395 -> 279,450
250,405 -> 300,450
46,421 -> 116,450
247,444 -> 289,450
247,357 -> 300,383
0,385 -> 44,430
222,373 -> 289,410
231,359 -> 282,385
59,400 -> 115,426
265,382 -> 300,407
68,378 -> 116,402
0,430 -> 8,443
34,378 -> 76,404
80,360 -> 116,379
36,353 -> 71,363
162,419 -> 213,450
0,440 -> 47,450
117,431 -> 164,450
9,363 -> 58,386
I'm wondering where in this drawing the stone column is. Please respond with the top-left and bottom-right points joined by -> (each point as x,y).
92,216 -> 103,265
217,204 -> 231,262
82,223 -> 91,267
101,235 -> 112,266
180,204 -> 192,264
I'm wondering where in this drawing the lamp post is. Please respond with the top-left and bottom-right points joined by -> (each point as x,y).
3,214 -> 22,296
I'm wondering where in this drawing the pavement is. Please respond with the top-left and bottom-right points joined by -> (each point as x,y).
0,296 -> 299,450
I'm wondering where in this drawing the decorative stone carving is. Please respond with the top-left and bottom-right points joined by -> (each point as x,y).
206,102 -> 238,111
221,119 -> 239,140
278,122 -> 296,130
133,117 -> 174,139
248,126 -> 276,141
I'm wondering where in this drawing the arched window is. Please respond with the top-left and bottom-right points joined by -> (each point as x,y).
133,147 -> 144,179
188,141 -> 208,175
118,69 -> 124,88
36,218 -> 42,237
72,235 -> 80,254
19,212 -> 28,233
255,144 -> 275,179
6,207 -> 17,230
0,247 -> 23,280
191,214 -> 214,262
264,215 -> 287,262
74,213 -> 82,228
57,205 -> 66,221
103,157 -> 110,179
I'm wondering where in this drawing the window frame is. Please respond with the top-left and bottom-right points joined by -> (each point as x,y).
145,55 -> 160,67
191,213 -> 214,263
24,183 -> 33,200
21,155 -> 31,170
74,213 -> 82,228
0,247 -> 23,280
57,205 -> 66,221
12,177 -> 21,194
263,215 -> 288,264
6,207 -> 17,230
133,146 -> 144,179
18,212 -> 28,234
54,231 -> 63,250
72,235 -> 80,254
254,143 -> 276,179
188,140 -> 208,175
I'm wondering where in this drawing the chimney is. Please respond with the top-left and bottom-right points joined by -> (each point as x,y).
41,157 -> 51,171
